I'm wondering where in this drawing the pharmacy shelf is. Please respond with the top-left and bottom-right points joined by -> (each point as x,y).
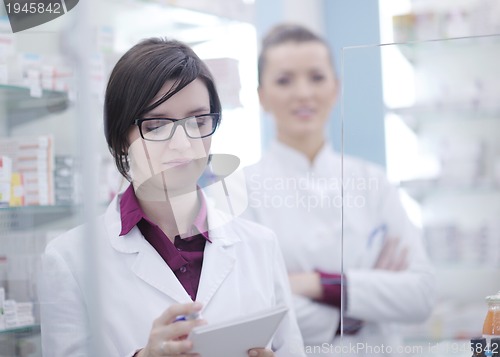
0,85 -> 69,131
388,106 -> 500,119
387,106 -> 500,132
394,34 -> 500,64
0,203 -> 109,231
0,325 -> 40,336
0,204 -> 79,231
385,0 -> 500,345
0,204 -> 76,213
399,179 -> 500,201
0,203 -> 109,212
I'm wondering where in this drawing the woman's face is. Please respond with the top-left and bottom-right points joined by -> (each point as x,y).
258,41 -> 338,140
127,78 -> 212,199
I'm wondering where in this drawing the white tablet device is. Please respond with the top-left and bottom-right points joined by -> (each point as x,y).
188,305 -> 289,357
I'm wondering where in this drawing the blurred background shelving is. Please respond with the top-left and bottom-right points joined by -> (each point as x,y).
379,0 -> 500,344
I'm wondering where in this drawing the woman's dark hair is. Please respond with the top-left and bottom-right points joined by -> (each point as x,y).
258,23 -> 334,86
104,38 -> 221,180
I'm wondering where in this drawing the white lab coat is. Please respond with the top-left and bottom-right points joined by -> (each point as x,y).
38,189 -> 306,357
243,141 -> 436,356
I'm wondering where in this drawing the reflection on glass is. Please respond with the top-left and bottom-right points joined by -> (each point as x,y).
342,32 -> 500,356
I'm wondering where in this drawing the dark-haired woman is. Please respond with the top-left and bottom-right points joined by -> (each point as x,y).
39,38 -> 305,357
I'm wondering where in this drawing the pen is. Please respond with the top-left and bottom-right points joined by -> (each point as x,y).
174,311 -> 201,322
357,223 -> 388,268
367,223 -> 387,248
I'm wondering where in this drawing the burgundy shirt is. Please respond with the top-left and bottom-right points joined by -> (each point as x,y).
318,271 -> 344,309
119,184 -> 210,301
318,271 -> 363,335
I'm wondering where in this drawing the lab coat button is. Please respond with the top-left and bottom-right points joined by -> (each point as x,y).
180,266 -> 187,273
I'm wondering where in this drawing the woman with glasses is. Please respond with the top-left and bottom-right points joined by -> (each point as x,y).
39,38 -> 304,357
244,24 -> 435,355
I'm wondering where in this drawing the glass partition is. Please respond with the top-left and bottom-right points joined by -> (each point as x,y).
340,34 -> 500,356
0,4 -> 84,355
0,0 -> 257,355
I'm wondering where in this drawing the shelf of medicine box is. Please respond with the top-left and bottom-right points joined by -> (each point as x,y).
391,34 -> 500,64
0,202 -> 109,230
0,204 -> 79,231
386,105 -> 500,131
0,325 -> 40,336
0,85 -> 69,131
399,178 -> 500,201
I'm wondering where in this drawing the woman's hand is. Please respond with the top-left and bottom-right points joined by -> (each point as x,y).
137,302 -> 205,357
248,348 -> 275,356
288,272 -> 322,299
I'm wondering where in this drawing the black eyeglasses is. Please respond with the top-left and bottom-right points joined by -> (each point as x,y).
134,113 -> 220,142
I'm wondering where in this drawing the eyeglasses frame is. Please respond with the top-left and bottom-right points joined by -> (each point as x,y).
134,113 -> 221,142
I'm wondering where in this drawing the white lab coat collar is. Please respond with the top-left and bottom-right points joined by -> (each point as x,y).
269,140 -> 339,174
105,190 -> 241,252
104,189 -> 240,304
